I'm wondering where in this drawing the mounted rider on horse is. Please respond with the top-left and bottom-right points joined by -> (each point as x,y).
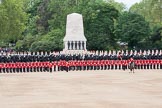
128,56 -> 135,73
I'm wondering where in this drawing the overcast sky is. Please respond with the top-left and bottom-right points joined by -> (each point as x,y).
115,0 -> 142,9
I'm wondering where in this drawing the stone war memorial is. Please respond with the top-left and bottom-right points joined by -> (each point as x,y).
63,13 -> 87,53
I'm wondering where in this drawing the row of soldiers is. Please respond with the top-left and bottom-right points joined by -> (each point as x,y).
0,51 -> 162,63
0,59 -> 162,73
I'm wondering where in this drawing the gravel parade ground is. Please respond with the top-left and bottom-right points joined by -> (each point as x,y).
0,70 -> 162,108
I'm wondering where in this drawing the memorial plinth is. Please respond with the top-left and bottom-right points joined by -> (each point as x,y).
63,13 -> 87,52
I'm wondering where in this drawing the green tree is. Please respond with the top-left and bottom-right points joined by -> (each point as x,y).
130,0 -> 162,28
104,0 -> 126,13
25,0 -> 42,35
115,11 -> 151,49
149,27 -> 162,49
83,2 -> 119,50
0,0 -> 27,43
30,29 -> 64,51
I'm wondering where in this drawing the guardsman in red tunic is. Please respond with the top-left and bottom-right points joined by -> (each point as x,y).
77,60 -> 80,71
96,60 -> 100,70
115,60 -> 118,70
68,60 -> 71,71
81,60 -> 84,71
72,60 -> 75,71
136,60 -> 140,69
27,62 -> 30,72
47,62 -> 50,72
91,60 -> 94,70
2,63 -> 5,73
102,60 -> 106,70
146,59 -> 149,69
97,60 -> 100,70
5,63 -> 8,73
118,52 -> 122,60
157,59 -> 160,69
87,60 -> 90,70
125,60 -> 129,70
154,59 -> 156,69
122,60 -> 125,70
148,59 -> 151,69
153,59 -> 156,69
83,60 -> 86,71
45,62 -> 49,72
32,62 -> 36,72
19,62 -> 22,73
78,60 -> 81,71
93,60 -> 96,70
52,61 -> 57,72
106,60 -> 110,70
70,60 -> 74,71
150,59 -> 153,69
59,60 -> 63,71
41,62 -> 44,72
12,62 -> 16,73
110,60 -> 114,70
42,62 -> 46,72
140,59 -> 143,69
18,62 -> 21,72
8,63 -> 11,73
16,62 -> 19,73
8,63 -> 12,73
48,62 -> 53,72
1,63 -> 4,73
100,60 -> 103,70
63,61 -> 67,71
75,60 -> 78,71
155,59 -> 158,69
86,60 -> 89,70
57,61 -> 61,71
134,60 -> 137,69
35,61 -> 39,72
98,60 -> 101,70
103,60 -> 106,70
22,62 -> 25,72
62,61 -> 65,71
143,60 -> 146,69
160,60 -> 162,69
65,61 -> 69,72
19,62 -> 22,72
39,62 -> 43,72
118,60 -> 121,70
0,63 -> 2,73
29,62 -> 33,72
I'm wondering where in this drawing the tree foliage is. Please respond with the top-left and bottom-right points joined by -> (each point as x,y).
130,0 -> 162,28
130,0 -> 162,49
83,2 -> 119,50
0,0 -> 161,51
115,11 -> 151,49
0,0 -> 27,43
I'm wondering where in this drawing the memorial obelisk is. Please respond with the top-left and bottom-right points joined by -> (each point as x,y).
63,13 -> 87,52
